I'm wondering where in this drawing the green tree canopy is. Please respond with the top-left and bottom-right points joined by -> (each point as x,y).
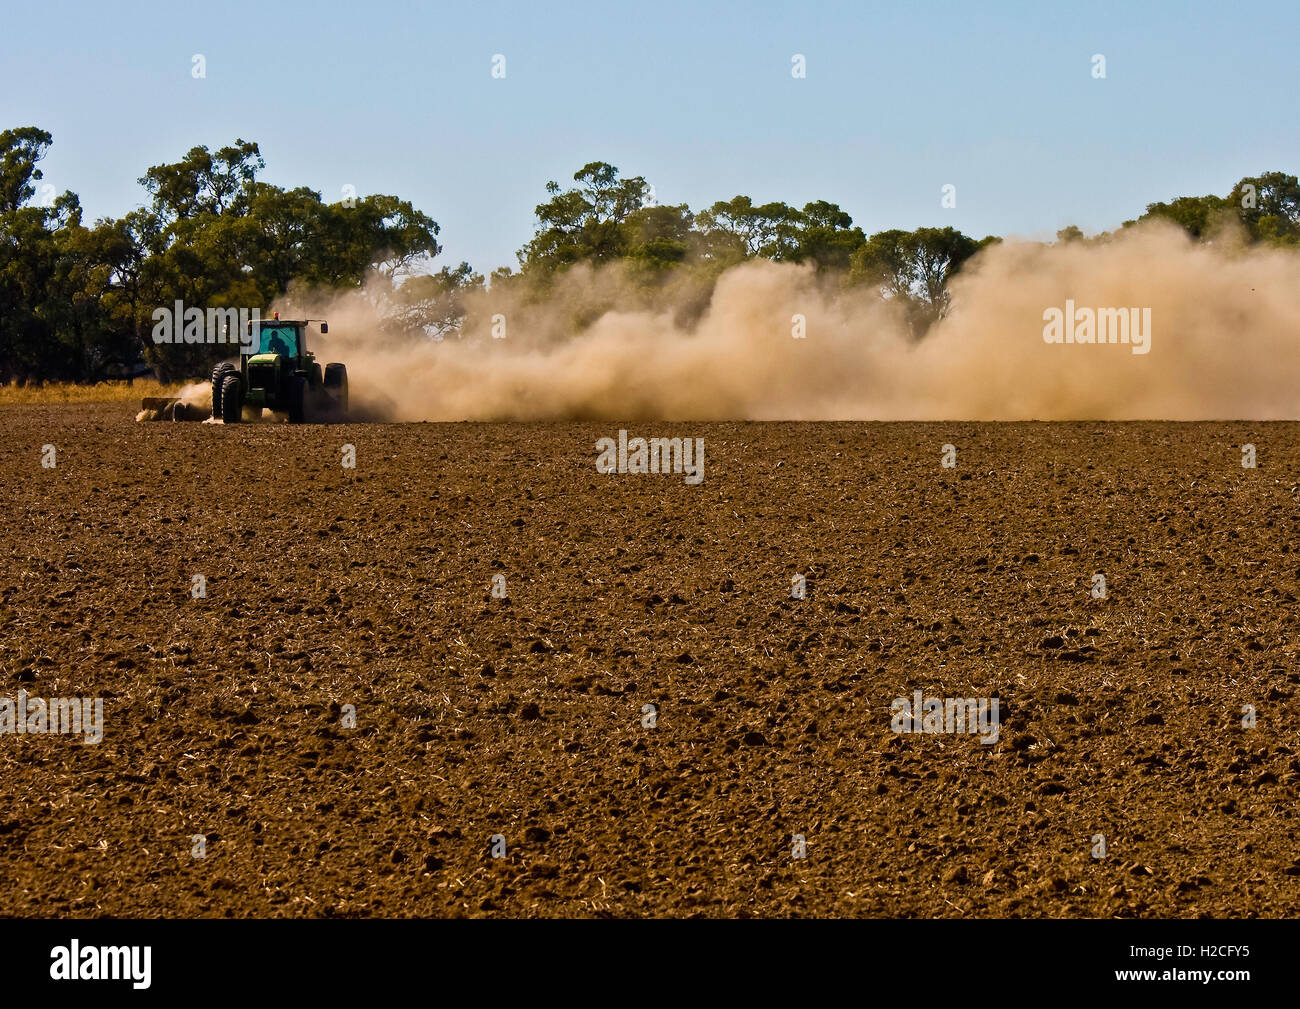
850,226 -> 984,335
519,161 -> 652,272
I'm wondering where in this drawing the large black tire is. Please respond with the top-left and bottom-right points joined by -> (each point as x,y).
288,373 -> 308,424
220,374 -> 243,424
211,362 -> 236,419
324,363 -> 348,418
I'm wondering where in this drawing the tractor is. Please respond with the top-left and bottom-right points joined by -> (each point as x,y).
212,317 -> 347,423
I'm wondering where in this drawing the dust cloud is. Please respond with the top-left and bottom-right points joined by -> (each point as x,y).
283,220 -> 1300,421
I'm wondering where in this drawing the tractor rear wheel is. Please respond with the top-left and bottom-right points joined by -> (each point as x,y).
220,374 -> 243,424
288,373 -> 308,424
212,362 -> 236,419
324,363 -> 348,418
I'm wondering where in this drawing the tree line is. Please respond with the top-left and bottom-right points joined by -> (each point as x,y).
2,125 -> 1298,384
0,128 -> 439,383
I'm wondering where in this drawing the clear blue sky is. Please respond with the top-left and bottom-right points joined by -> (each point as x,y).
3,0 -> 1296,274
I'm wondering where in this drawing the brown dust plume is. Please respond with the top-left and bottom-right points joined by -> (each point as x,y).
286,221 -> 1300,422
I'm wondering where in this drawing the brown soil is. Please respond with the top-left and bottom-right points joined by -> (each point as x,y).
1,404 -> 1298,917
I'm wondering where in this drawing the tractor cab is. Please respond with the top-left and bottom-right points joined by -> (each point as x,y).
255,323 -> 303,358
247,317 -> 326,361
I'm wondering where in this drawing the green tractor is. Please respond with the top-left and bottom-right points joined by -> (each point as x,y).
212,318 -> 348,424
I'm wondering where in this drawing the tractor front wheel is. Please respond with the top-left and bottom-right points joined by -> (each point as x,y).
220,374 -> 243,424
212,362 -> 236,420
324,363 -> 348,419
288,373 -> 308,424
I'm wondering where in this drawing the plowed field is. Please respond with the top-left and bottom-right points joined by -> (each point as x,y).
2,404 -> 1298,917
